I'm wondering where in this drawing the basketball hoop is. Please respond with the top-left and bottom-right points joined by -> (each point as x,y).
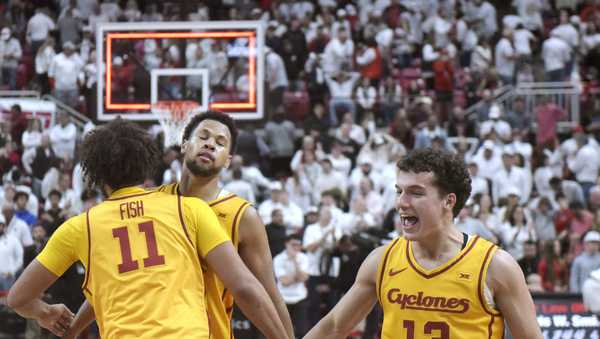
151,100 -> 202,148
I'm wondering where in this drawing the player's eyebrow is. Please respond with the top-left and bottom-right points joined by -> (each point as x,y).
396,184 -> 426,191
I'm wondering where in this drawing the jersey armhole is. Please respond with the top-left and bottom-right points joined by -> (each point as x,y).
231,202 -> 250,248
376,238 -> 400,305
81,210 -> 93,296
477,244 -> 502,316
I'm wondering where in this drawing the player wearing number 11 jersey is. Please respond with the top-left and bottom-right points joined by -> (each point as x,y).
304,149 -> 542,339
7,119 -> 288,339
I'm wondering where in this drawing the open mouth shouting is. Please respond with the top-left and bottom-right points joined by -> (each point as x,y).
400,214 -> 419,231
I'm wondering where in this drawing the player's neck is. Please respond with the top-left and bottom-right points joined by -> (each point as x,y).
179,172 -> 221,201
412,225 -> 463,261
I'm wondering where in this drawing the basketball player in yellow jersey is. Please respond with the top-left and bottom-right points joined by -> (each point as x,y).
305,148 -> 543,339
6,120 -> 288,339
64,111 -> 294,339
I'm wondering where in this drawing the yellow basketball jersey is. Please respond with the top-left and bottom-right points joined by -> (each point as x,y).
158,183 -> 251,339
76,187 -> 227,338
376,236 -> 504,339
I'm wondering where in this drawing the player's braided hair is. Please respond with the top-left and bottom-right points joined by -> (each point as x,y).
397,148 -> 472,218
81,118 -> 160,190
182,110 -> 238,155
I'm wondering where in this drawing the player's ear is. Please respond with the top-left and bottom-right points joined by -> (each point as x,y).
224,154 -> 232,169
445,193 -> 456,209
181,139 -> 188,152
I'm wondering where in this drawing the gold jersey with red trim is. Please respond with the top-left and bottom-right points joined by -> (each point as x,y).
376,236 -> 504,339
36,186 -> 230,338
158,183 -> 251,339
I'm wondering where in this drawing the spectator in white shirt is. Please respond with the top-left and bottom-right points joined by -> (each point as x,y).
513,0 -> 543,32
34,37 -> 56,94
48,41 -> 84,108
472,140 -> 503,181
470,38 -> 492,72
328,141 -> 352,176
513,23 -> 536,60
322,27 -> 354,75
551,9 -> 579,75
273,234 -> 310,336
467,161 -> 489,199
265,47 -> 289,117
351,177 -> 384,224
492,147 -> 532,205
542,30 -> 571,82
313,158 -> 347,203
258,182 -> 304,234
223,169 -> 256,205
100,0 -> 122,21
0,214 -> 23,291
470,0 -> 497,39
2,203 -> 33,248
349,157 -> 383,195
21,118 -> 43,153
221,155 -> 271,197
355,77 -> 377,114
49,112 -> 77,161
495,28 -> 517,85
568,134 -> 600,199
480,105 -> 512,142
0,27 -> 22,90
302,206 -> 342,326
325,71 -> 361,125
26,8 -> 56,54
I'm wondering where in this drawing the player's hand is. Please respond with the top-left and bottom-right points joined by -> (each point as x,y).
37,303 -> 74,337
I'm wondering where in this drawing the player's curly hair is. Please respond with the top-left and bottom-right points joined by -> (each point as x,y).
397,148 -> 471,217
182,110 -> 238,155
81,119 -> 160,190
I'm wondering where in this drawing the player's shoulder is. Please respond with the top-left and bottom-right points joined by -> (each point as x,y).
64,211 -> 88,227
209,189 -> 251,208
487,248 -> 524,290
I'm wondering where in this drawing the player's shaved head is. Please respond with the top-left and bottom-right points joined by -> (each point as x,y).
81,119 -> 160,190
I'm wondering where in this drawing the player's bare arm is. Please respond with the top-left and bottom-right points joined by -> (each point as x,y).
206,240 -> 288,339
7,260 -> 74,337
303,246 -> 385,339
489,249 -> 543,339
238,206 -> 295,339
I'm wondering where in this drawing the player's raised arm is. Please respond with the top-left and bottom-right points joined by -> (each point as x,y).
237,206 -> 295,339
205,241 -> 288,339
303,246 -> 384,339
489,249 -> 543,339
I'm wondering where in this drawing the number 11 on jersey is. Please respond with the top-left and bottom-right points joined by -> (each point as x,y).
113,221 -> 165,274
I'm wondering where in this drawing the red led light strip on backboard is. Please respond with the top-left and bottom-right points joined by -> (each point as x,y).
105,31 -> 257,111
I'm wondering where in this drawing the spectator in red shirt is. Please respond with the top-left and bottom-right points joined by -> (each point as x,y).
535,96 -> 566,147
9,104 -> 27,148
538,240 -> 569,292
433,50 -> 454,122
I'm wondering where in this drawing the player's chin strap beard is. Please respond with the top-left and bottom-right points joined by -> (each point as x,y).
186,159 -> 220,178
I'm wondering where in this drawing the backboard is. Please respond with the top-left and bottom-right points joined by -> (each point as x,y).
96,21 -> 265,121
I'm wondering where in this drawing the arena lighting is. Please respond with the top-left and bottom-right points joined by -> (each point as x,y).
105,31 -> 257,111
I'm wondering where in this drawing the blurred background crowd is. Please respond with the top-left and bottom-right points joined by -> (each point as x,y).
2,0 -> 600,338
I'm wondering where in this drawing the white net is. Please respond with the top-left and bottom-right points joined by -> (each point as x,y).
151,101 -> 202,148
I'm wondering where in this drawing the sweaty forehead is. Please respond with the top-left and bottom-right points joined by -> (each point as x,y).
193,119 -> 231,140
395,171 -> 436,189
